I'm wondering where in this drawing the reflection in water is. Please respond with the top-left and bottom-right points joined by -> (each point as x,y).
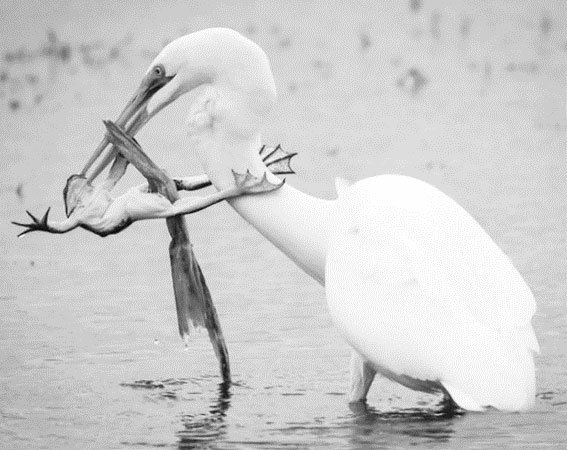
347,400 -> 461,447
177,381 -> 231,449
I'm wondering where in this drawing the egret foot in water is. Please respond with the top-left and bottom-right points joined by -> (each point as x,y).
348,351 -> 377,403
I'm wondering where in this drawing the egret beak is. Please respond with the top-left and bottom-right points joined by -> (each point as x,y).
81,67 -> 173,181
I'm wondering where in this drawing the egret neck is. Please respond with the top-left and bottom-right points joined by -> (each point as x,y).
229,164 -> 334,285
189,108 -> 333,284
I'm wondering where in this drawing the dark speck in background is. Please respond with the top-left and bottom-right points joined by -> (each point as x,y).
484,61 -> 492,79
0,71 -> 8,82
506,62 -> 538,73
425,160 -> 446,171
430,11 -> 441,40
26,73 -> 39,85
460,15 -> 471,39
246,24 -> 256,35
15,183 -> 24,200
59,44 -> 71,61
540,12 -> 551,36
109,47 -> 120,60
34,94 -> 43,104
327,147 -> 339,157
536,391 -> 556,400
4,48 -> 29,63
278,37 -> 291,48
410,28 -> 424,40
141,48 -> 158,59
409,0 -> 422,13
312,59 -> 333,78
29,260 -> 35,267
397,67 -> 427,96
45,29 -> 71,62
288,82 -> 297,93
8,99 -> 20,111
47,29 -> 57,45
359,32 -> 371,52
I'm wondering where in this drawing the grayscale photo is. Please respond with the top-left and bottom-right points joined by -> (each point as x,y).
1,0 -> 565,448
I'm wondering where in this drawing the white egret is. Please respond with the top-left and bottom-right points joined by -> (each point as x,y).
81,28 -> 538,411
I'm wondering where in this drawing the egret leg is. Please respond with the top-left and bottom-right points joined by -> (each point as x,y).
348,351 -> 376,403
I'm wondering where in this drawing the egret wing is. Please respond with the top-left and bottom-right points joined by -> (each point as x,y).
326,175 -> 537,410
340,175 -> 537,348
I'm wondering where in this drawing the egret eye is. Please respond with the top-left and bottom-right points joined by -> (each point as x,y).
152,65 -> 165,77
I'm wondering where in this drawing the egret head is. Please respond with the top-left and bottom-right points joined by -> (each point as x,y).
147,28 -> 276,119
82,28 -> 277,179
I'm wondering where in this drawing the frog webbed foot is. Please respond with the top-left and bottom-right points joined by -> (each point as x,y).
12,208 -> 54,236
231,170 -> 285,194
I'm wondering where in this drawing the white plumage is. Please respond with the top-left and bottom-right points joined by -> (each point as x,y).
327,175 -> 538,411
